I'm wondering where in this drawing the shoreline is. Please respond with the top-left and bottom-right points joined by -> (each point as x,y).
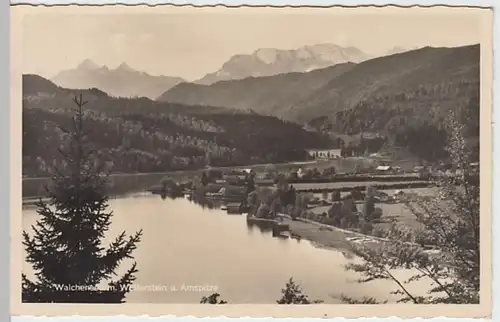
21,158 -> 422,198
277,214 -> 373,254
21,159 -> 330,183
275,213 -> 439,255
22,191 -> 151,208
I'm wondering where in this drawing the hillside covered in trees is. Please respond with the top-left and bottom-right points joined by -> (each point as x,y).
158,45 -> 480,162
295,44 -> 479,123
22,75 -> 333,177
158,62 -> 356,116
159,45 -> 479,127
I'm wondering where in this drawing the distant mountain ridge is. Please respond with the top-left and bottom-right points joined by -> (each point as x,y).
159,44 -> 479,136
22,73 -> 237,116
51,59 -> 185,99
23,73 -> 109,104
159,62 -> 356,116
383,46 -> 420,56
195,43 -> 369,85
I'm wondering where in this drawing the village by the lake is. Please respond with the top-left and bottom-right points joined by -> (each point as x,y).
17,5 -> 486,308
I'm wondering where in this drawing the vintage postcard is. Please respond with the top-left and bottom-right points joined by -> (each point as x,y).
11,3 -> 492,318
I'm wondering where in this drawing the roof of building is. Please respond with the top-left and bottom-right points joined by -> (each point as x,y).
306,148 -> 342,152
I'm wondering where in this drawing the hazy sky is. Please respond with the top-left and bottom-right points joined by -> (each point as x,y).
21,7 -> 482,81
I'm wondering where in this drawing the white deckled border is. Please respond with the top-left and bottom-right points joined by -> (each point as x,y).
6,1 -> 497,322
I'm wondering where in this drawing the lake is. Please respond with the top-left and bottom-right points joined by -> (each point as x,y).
21,193 -> 426,304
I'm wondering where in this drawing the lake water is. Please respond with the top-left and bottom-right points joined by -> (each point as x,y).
22,193 -> 424,304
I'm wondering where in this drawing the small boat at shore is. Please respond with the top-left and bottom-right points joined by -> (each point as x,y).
227,202 -> 243,214
246,215 -> 290,231
246,215 -> 277,224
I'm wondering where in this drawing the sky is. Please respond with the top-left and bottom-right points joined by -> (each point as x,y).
20,6 -> 483,81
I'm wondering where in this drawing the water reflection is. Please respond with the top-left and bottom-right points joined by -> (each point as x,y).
186,195 -> 222,210
183,194 -> 305,244
22,192 -> 427,303
159,191 -> 184,201
162,192 -> 303,244
157,190 -> 221,209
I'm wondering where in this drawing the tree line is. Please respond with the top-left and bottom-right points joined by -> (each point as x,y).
23,102 -> 333,177
309,79 -> 480,162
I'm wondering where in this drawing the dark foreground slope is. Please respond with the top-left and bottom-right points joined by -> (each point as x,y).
22,75 -> 333,177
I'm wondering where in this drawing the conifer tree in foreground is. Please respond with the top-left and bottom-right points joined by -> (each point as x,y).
22,94 -> 143,303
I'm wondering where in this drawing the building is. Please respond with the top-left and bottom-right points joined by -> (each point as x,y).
375,165 -> 392,172
306,148 -> 342,160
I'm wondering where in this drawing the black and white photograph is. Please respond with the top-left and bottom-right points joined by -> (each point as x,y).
13,4 -> 491,315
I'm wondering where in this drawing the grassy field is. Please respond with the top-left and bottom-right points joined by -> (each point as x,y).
309,187 -> 439,233
292,181 -> 429,192
377,203 -> 422,229
312,187 -> 437,199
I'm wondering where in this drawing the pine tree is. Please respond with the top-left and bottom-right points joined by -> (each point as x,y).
22,94 -> 143,303
200,293 -> 227,304
276,277 -> 323,304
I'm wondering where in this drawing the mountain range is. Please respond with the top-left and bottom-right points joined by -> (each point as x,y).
47,43 -> 414,100
23,73 -> 233,116
195,44 -> 370,85
159,44 -> 480,134
50,59 -> 185,99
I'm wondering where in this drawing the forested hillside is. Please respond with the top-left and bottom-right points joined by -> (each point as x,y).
158,45 -> 480,162
159,63 -> 356,115
22,75 -> 333,177
309,45 -> 480,162
301,44 -> 480,127
158,45 -> 479,127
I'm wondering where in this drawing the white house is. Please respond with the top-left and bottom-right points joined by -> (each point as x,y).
306,148 -> 342,160
376,165 -> 392,172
